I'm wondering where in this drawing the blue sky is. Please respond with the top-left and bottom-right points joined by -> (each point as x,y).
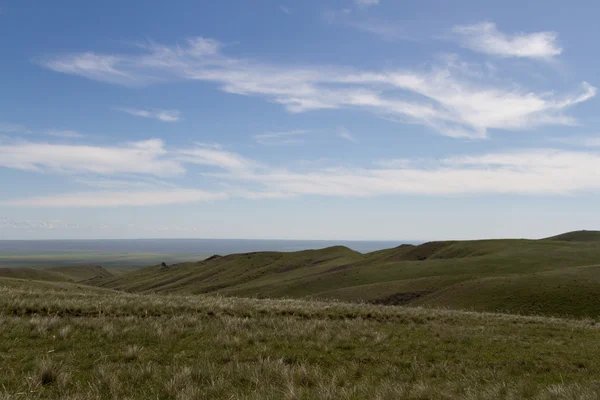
1,0 -> 600,240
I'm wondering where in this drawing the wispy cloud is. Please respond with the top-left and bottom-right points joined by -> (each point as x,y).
452,22 -> 562,60
337,127 -> 358,143
279,5 -> 291,14
42,52 -> 138,85
0,139 -> 183,177
73,177 -> 176,189
253,130 -> 307,145
117,108 -> 181,122
177,144 -> 258,171
40,35 -> 593,139
1,189 -> 227,207
213,148 -> 600,197
5,139 -> 600,206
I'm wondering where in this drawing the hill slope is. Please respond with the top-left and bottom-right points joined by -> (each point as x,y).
91,236 -> 600,318
0,265 -> 113,283
545,230 -> 600,242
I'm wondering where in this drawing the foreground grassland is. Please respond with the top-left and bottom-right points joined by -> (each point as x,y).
1,278 -> 600,399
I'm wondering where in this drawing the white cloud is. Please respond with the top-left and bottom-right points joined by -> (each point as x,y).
452,22 -> 562,60
225,149 -> 600,196
118,108 -> 181,122
40,36 -> 594,139
279,5 -> 291,14
0,139 -> 184,177
42,52 -> 138,85
337,127 -> 358,143
5,141 -> 600,206
253,130 -> 307,145
1,189 -> 227,207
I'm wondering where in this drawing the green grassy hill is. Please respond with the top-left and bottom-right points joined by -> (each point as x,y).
90,231 -> 600,318
545,229 -> 600,242
2,277 -> 600,399
0,264 -> 113,283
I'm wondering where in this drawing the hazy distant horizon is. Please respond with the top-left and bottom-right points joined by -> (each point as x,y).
0,238 -> 413,268
0,237 -> 411,242
0,238 -> 410,252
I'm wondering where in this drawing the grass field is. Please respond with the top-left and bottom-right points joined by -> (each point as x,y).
90,232 -> 600,319
2,277 -> 600,399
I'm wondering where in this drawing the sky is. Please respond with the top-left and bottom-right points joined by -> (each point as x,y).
1,0 -> 600,241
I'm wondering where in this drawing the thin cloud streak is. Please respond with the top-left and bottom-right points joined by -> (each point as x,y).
117,107 -> 181,122
1,189 -> 228,207
253,130 -> 307,145
452,22 -> 562,60
337,127 -> 358,143
0,139 -> 183,177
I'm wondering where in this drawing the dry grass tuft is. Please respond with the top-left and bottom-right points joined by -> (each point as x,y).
123,345 -> 143,362
58,325 -> 72,339
30,358 -> 70,389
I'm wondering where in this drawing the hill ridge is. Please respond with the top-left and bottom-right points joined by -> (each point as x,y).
545,230 -> 600,242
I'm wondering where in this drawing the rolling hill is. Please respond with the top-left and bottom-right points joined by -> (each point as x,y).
90,231 -> 600,318
545,229 -> 600,242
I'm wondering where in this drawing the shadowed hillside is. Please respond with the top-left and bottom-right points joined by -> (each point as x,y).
89,231 -> 600,318
0,265 -> 113,283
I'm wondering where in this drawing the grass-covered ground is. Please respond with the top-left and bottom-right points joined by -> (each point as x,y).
1,277 -> 600,399
92,233 -> 600,319
0,265 -> 113,283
